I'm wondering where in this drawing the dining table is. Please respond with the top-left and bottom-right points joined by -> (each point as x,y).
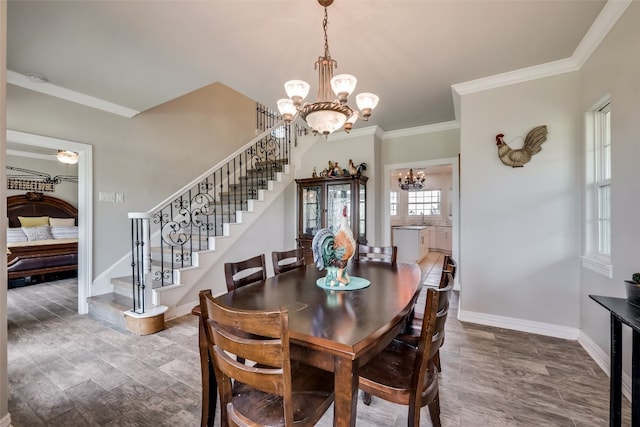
195,260 -> 422,427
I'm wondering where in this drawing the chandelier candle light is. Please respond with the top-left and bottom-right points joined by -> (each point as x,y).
399,169 -> 426,191
277,0 -> 379,136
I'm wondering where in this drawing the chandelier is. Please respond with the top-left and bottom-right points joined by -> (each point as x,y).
398,169 -> 426,191
277,0 -> 379,136
57,150 -> 79,165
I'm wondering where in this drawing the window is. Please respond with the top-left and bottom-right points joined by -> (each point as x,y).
407,190 -> 440,216
390,191 -> 397,216
596,103 -> 611,256
583,100 -> 612,277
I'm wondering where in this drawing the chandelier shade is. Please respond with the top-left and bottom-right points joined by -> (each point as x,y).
57,150 -> 79,165
277,0 -> 379,136
399,169 -> 425,191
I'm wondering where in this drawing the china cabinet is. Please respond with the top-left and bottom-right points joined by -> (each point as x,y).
296,175 -> 368,263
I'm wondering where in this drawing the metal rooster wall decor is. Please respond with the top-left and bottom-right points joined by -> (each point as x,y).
495,125 -> 548,168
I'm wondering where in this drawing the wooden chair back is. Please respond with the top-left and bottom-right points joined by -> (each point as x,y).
199,290 -> 334,426
438,255 -> 457,288
357,244 -> 397,266
425,272 -> 453,363
358,272 -> 454,427
224,254 -> 266,292
272,248 -> 306,275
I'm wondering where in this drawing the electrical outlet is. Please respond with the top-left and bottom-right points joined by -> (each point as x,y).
115,193 -> 124,203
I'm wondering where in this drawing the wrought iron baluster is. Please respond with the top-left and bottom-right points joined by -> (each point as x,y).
130,103 -> 290,293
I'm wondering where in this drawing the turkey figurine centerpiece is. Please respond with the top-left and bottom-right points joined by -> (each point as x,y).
312,205 -> 356,287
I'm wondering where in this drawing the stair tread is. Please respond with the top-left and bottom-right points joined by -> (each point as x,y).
88,292 -> 133,310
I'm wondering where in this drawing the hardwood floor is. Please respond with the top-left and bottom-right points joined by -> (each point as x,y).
7,254 -> 630,426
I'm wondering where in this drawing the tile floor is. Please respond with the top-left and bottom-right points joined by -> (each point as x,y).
7,253 -> 630,426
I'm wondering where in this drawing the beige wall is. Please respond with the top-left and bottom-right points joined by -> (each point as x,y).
7,82 -> 256,275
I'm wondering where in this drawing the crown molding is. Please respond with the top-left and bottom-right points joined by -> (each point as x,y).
326,124 -> 384,142
7,70 -> 140,118
382,121 -> 459,140
451,0 -> 632,118
572,0 -> 633,68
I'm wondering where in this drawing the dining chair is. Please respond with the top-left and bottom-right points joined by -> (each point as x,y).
199,289 -> 335,427
438,255 -> 457,288
359,273 -> 454,427
272,248 -> 306,275
224,254 -> 266,292
400,256 -> 457,371
357,244 -> 398,266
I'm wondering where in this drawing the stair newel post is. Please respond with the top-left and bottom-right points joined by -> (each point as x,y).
128,212 -> 152,314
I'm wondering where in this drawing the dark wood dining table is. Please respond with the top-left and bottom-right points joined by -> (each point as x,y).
195,260 -> 422,427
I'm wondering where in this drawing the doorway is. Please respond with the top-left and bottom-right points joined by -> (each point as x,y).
6,130 -> 93,314
382,157 -> 459,282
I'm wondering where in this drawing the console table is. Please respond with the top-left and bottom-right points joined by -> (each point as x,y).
590,295 -> 639,426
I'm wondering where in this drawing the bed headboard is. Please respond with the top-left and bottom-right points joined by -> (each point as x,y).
7,192 -> 78,228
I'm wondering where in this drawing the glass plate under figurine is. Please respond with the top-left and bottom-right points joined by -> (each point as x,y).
315,266 -> 370,291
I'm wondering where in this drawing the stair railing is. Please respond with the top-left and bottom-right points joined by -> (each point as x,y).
127,104 -> 304,313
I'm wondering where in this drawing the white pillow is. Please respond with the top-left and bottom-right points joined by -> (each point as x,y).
22,225 -> 54,241
50,226 -> 79,239
49,217 -> 76,226
7,228 -> 28,243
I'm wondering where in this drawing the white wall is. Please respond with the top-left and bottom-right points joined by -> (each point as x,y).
579,1 -> 640,367
382,125 -> 460,164
459,72 -> 582,333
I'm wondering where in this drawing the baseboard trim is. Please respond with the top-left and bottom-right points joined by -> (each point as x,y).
578,331 -> 632,401
457,309 -> 580,340
0,413 -> 12,427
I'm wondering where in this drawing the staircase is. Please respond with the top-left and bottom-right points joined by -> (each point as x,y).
88,105 -> 306,334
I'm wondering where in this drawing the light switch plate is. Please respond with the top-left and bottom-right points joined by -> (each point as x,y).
99,192 -> 115,203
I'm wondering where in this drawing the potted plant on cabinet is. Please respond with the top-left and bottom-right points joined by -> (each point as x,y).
625,273 -> 640,306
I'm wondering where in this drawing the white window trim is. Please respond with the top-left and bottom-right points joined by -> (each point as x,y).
390,191 -> 398,216
582,97 -> 612,278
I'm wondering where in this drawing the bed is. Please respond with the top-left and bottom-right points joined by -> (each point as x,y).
7,192 -> 78,280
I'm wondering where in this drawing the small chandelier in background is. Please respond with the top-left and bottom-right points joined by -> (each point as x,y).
57,150 -> 79,165
277,0 -> 379,136
399,169 -> 426,191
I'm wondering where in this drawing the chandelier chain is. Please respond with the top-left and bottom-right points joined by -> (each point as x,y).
323,6 -> 330,58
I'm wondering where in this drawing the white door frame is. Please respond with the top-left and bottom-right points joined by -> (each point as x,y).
6,130 -> 93,314
382,157 -> 459,273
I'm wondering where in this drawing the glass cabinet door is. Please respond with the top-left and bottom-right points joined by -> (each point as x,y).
326,183 -> 351,233
301,185 -> 322,236
359,182 -> 366,239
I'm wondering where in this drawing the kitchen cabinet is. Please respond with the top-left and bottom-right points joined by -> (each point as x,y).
429,226 -> 452,253
296,175 -> 368,264
392,226 -> 429,264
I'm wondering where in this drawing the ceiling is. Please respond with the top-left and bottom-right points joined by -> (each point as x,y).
7,0 -> 608,133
